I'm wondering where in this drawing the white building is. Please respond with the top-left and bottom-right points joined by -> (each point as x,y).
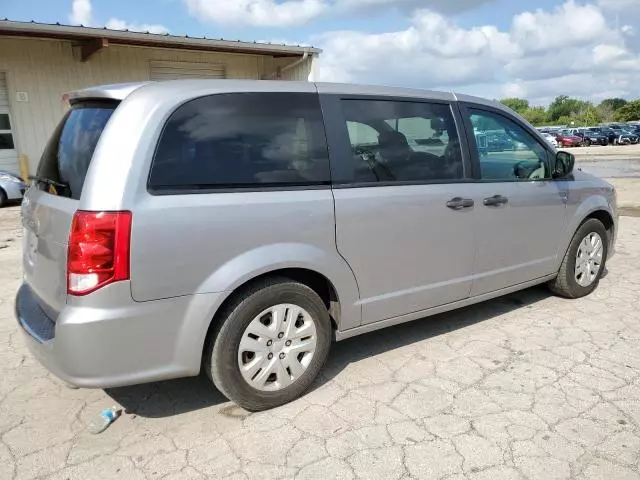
0,20 -> 321,176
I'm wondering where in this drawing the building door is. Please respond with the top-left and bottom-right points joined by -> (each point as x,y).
0,73 -> 19,175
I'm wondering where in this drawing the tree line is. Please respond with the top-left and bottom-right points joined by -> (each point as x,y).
500,96 -> 640,127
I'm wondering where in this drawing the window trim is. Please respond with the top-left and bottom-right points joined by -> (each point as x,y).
319,93 -> 473,187
458,102 -> 555,183
146,92 -> 332,196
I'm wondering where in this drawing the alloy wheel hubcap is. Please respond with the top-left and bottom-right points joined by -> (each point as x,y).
238,304 -> 317,392
575,232 -> 603,287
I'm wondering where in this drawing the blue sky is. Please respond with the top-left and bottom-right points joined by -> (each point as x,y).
3,0 -> 640,104
4,0 -> 561,42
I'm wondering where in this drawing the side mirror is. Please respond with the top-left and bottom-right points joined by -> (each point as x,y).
553,151 -> 575,178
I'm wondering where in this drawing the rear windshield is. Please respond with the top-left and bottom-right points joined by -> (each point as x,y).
37,101 -> 117,199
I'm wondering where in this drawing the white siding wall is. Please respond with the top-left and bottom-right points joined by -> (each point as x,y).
0,37 -> 310,173
277,55 -> 316,81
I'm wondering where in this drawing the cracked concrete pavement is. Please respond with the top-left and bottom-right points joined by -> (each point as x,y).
1,205 -> 639,480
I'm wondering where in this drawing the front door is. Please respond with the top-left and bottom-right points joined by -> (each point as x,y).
460,105 -> 568,296
323,94 -> 477,325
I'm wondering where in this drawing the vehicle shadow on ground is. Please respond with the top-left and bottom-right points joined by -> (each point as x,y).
106,285 -> 552,418
322,285 -> 552,382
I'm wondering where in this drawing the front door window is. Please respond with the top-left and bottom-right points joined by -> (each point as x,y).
470,110 -> 550,181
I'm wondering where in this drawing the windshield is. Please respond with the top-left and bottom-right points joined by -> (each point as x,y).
37,101 -> 117,199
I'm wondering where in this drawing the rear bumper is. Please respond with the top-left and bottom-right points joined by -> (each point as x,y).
15,282 -> 224,388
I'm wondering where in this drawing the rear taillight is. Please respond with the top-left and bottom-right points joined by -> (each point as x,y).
67,211 -> 132,296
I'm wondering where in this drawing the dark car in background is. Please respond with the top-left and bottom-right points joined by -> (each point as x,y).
609,127 -> 639,144
486,132 -> 514,151
566,128 -> 608,146
588,127 -> 635,145
587,128 -> 616,145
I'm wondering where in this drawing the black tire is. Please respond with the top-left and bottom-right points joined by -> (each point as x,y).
205,278 -> 332,411
0,188 -> 6,208
548,218 -> 608,299
582,139 -> 591,147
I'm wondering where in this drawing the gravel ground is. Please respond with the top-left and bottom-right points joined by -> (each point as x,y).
1,199 -> 640,479
571,143 -> 640,214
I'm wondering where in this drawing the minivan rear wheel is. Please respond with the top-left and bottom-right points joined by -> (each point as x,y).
548,218 -> 608,298
206,278 -> 332,411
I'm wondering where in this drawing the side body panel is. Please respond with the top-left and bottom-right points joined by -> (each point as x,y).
333,184 -> 476,324
129,191 -> 361,330
467,180 -> 568,295
80,84 -> 361,333
320,93 -> 477,325
555,170 -> 617,263
457,102 -> 568,296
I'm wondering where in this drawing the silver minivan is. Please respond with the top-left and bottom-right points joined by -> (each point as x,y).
16,80 -> 617,410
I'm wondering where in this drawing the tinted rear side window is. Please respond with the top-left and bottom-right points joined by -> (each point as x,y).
37,102 -> 116,199
148,93 -> 330,192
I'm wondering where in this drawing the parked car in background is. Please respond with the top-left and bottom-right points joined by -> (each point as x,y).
556,131 -> 582,148
626,125 -> 640,136
486,132 -> 514,151
16,80 -> 618,411
565,128 -> 608,146
0,170 -> 27,207
609,127 -> 639,145
587,128 -> 616,145
541,132 -> 558,148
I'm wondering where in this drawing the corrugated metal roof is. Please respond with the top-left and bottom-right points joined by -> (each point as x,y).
0,19 -> 321,57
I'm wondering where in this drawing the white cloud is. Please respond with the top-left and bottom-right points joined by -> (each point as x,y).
510,1 -> 609,53
183,0 -> 326,27
621,25 -> 635,36
499,72 -> 636,106
69,0 -> 92,25
105,18 -> 169,34
316,8 -> 520,86
68,1 -> 168,34
597,0 -> 637,8
316,0 -> 640,103
183,0 -> 494,27
337,0 -> 492,14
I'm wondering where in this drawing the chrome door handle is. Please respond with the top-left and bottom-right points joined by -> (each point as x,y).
446,197 -> 474,210
483,195 -> 508,206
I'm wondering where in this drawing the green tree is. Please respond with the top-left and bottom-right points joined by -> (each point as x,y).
599,98 -> 627,112
500,98 -> 529,114
576,105 -> 603,126
598,98 -> 627,122
614,100 -> 640,122
521,106 -> 547,125
547,95 -> 590,121
550,115 -> 572,127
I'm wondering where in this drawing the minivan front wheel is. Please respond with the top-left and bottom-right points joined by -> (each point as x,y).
549,218 -> 608,298
206,278 -> 332,411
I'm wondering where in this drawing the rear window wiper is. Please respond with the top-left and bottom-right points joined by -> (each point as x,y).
28,175 -> 69,189
29,175 -> 71,195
